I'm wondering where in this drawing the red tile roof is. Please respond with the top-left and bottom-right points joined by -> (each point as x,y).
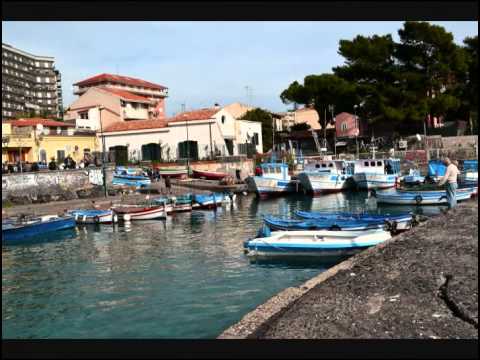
97,87 -> 152,103
74,73 -> 167,90
167,108 -> 219,123
5,118 -> 74,127
103,119 -> 167,133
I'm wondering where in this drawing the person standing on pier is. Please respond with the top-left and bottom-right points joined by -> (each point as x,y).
438,157 -> 460,210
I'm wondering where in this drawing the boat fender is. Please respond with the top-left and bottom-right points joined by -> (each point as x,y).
415,195 -> 423,204
94,215 -> 100,224
82,215 -> 87,223
74,214 -> 79,221
113,214 -> 118,223
123,214 -> 131,222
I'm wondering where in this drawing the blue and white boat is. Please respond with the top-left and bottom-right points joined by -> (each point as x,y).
2,215 -> 76,243
352,158 -> 401,190
297,160 -> 354,195
460,160 -> 478,185
294,210 -> 413,229
244,229 -> 391,258
401,169 -> 425,185
68,209 -> 118,224
263,215 -> 392,232
193,192 -> 236,209
246,162 -> 298,198
112,167 -> 151,187
374,187 -> 474,205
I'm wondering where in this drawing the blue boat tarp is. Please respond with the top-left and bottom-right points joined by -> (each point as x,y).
428,160 -> 446,178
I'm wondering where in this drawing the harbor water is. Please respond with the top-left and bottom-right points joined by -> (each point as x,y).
2,191 -> 445,339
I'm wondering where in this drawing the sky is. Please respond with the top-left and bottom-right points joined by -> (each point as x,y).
2,21 -> 478,116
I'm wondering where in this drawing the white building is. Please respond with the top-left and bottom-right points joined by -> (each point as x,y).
102,104 -> 263,162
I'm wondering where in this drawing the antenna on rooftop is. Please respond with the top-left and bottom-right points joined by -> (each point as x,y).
245,86 -> 253,106
181,103 -> 186,113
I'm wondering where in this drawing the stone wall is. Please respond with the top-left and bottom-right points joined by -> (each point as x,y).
441,135 -> 478,150
2,167 -> 110,204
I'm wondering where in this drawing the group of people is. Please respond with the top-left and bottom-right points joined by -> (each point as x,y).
144,168 -> 172,193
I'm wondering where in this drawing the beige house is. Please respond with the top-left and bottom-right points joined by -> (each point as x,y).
279,106 -> 335,131
64,87 -> 153,131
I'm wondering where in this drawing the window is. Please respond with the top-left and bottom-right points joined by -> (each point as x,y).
321,164 -> 327,168
253,133 -> 259,146
328,163 -> 333,167
341,122 -> 347,131
36,76 -> 41,82
45,77 -> 50,83
377,161 -> 382,166
57,150 -> 65,163
44,62 -> 49,68
364,161 -> 369,167
315,164 -> 320,168
37,92 -> 42,97
221,115 -> 226,124
370,161 -> 376,167
79,111 -> 89,119
35,61 -> 40,67
275,167 -> 281,174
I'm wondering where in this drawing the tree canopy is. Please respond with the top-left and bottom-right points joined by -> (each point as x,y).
240,108 -> 274,153
280,22 -> 477,135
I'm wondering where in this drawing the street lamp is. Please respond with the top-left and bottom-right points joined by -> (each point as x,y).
98,105 -> 107,197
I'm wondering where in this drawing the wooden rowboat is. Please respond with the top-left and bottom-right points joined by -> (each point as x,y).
192,169 -> 228,181
112,205 -> 166,220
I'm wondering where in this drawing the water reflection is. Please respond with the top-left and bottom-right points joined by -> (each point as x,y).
3,192 -> 448,339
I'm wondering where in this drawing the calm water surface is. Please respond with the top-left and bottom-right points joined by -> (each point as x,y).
2,192 -> 443,339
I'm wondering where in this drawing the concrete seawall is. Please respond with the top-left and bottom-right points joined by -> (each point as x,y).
219,200 -> 478,339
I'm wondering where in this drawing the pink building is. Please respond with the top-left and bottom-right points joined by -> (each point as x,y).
73,73 -> 168,119
335,112 -> 367,138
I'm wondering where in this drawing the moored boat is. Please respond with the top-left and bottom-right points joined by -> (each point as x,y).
297,160 -> 353,195
246,162 -> 298,198
112,167 -> 151,187
373,188 -> 474,205
244,229 -> 391,258
263,215 -> 399,232
157,167 -> 188,179
112,205 -> 166,220
294,210 -> 413,228
68,209 -> 118,224
352,158 -> 401,190
192,169 -> 228,181
192,192 -> 236,209
2,215 -> 76,242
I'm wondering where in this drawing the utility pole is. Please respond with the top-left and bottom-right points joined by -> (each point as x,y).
208,122 -> 213,160
424,116 -> 429,163
354,105 -> 359,159
98,106 -> 107,198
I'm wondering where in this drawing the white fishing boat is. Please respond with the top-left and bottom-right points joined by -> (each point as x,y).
68,209 -> 118,224
352,158 -> 401,190
297,159 -> 353,195
246,162 -> 298,198
374,188 -> 475,205
244,229 -> 391,258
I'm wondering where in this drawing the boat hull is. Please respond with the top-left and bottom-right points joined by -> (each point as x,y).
353,173 -> 397,190
375,189 -> 474,205
245,230 -> 391,258
246,176 -> 297,197
297,172 -> 352,194
2,216 -> 76,242
69,210 -> 117,224
192,170 -> 228,181
112,175 -> 151,187
113,206 -> 166,220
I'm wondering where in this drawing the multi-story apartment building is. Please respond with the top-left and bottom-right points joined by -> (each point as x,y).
2,43 -> 63,119
72,73 -> 168,119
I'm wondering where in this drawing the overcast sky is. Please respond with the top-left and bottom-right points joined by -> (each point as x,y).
2,21 -> 477,116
